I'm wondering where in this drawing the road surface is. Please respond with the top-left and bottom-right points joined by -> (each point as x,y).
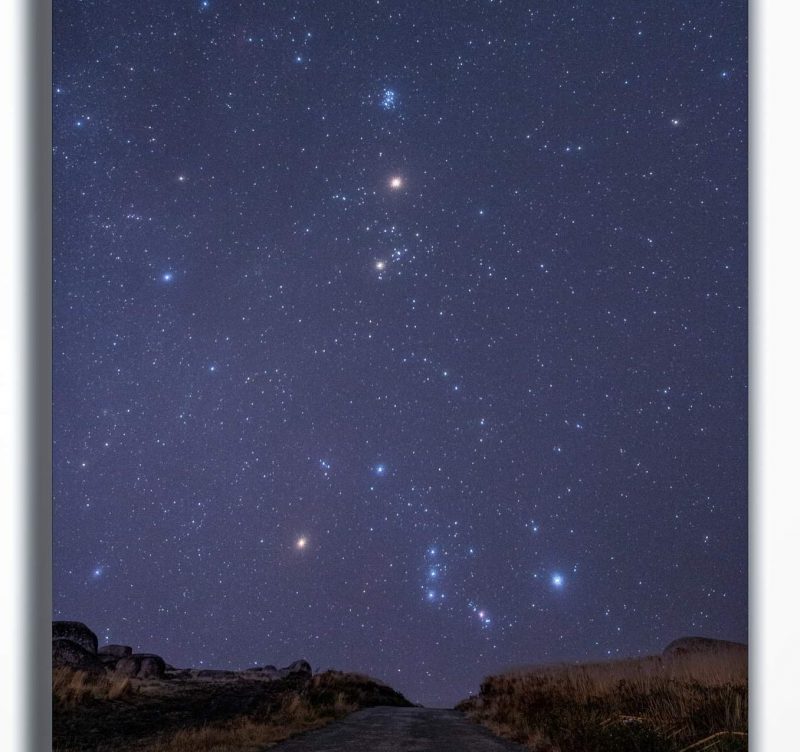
272,707 -> 525,751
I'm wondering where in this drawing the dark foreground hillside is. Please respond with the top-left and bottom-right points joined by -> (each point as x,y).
52,622 -> 412,752
457,637 -> 747,752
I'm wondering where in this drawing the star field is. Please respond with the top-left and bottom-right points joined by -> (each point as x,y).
53,1 -> 747,706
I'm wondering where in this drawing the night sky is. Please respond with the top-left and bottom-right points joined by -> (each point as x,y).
53,1 -> 748,707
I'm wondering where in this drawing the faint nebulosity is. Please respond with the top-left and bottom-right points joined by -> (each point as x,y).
53,1 -> 747,706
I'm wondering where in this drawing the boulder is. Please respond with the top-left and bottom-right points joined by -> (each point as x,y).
280,659 -> 312,678
114,657 -> 139,677
52,639 -> 103,673
138,654 -> 167,679
663,636 -> 747,658
98,644 -> 132,658
115,653 -> 166,679
194,669 -> 238,679
52,622 -> 98,654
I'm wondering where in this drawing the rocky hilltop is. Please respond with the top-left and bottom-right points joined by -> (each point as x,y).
52,620 -> 314,682
52,621 -> 412,752
662,635 -> 748,658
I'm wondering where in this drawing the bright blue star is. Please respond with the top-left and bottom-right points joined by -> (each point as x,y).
551,573 -> 564,588
162,272 -> 174,283
374,463 -> 386,476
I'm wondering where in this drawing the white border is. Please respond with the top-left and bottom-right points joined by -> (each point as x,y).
753,2 -> 800,749
1,0 -> 28,748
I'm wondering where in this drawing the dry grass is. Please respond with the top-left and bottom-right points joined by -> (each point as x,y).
53,667 -> 135,708
54,668 -> 412,751
304,670 -> 408,709
142,671 -> 409,751
139,694 -> 338,752
458,651 -> 747,752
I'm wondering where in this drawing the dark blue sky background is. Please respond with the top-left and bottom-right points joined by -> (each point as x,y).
53,0 -> 747,706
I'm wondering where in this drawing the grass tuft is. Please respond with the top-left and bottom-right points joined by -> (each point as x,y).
53,667 -> 135,708
143,695 -> 330,752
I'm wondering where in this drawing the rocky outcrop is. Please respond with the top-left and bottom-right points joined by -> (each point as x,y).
137,655 -> 167,679
113,656 -> 139,678
280,659 -> 312,678
51,620 -> 315,685
115,653 -> 167,679
53,622 -> 98,654
194,669 -> 238,679
238,661 -> 310,679
52,639 -> 103,672
97,653 -> 120,667
663,636 -> 747,658
98,644 -> 132,658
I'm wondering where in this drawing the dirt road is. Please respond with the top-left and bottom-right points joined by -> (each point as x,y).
272,706 -> 525,751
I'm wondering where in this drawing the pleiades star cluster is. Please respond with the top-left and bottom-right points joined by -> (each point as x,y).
53,1 -> 747,706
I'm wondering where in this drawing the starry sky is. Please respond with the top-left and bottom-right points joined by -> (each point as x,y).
53,1 -> 748,707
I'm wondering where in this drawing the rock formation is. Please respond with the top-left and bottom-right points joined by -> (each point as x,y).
662,636 -> 747,657
98,644 -> 133,658
52,638 -> 103,673
115,654 -> 167,679
51,620 -> 314,684
52,621 -> 98,654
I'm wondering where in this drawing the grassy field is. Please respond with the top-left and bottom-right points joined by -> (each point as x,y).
456,650 -> 747,752
53,667 -> 412,751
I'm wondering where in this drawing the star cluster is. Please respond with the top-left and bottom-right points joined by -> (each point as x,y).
53,1 -> 747,706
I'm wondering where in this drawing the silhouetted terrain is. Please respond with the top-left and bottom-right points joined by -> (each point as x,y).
457,637 -> 747,751
52,622 -> 412,752
53,623 -> 747,751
